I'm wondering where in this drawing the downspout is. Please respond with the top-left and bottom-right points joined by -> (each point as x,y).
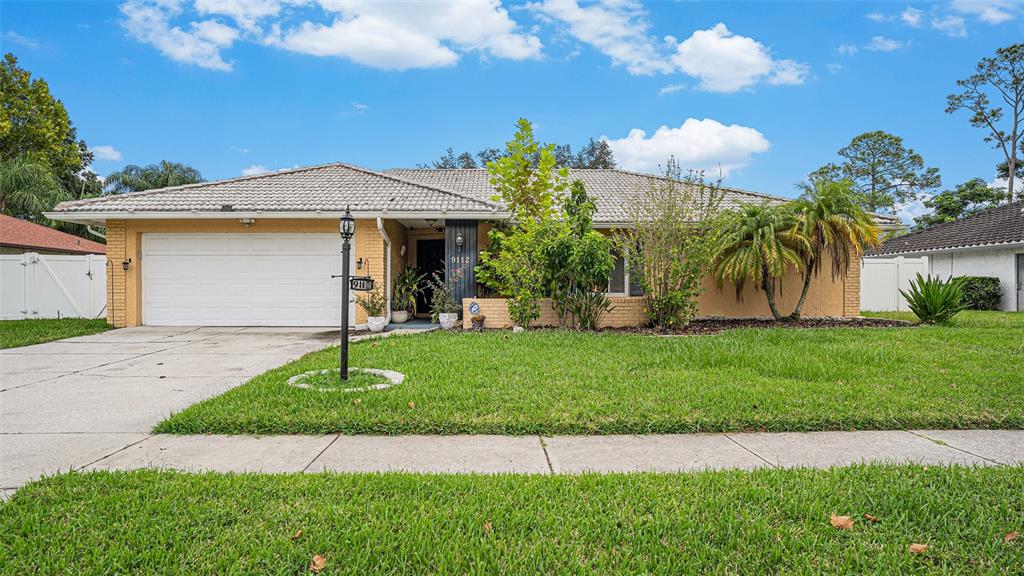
86,225 -> 107,240
376,217 -> 392,324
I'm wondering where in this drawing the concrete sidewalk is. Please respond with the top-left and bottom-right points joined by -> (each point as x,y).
25,429 -> 1022,483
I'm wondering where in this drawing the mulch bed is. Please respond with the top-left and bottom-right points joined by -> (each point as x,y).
600,316 -> 912,336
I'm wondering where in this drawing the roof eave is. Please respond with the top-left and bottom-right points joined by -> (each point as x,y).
44,209 -> 510,225
867,239 -> 1024,257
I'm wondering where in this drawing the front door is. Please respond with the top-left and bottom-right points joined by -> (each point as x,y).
1017,253 -> 1023,312
416,239 -> 445,316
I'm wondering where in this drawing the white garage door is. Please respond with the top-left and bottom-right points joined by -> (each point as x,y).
142,233 -> 354,326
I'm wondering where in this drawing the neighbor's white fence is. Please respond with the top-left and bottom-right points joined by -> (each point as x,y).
0,252 -> 107,320
860,256 -> 928,312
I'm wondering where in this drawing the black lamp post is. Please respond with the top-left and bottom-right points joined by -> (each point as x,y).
339,207 -> 355,381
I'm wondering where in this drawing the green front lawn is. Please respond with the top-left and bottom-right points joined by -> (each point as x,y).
2,465 -> 1021,574
156,311 -> 1024,435
0,318 -> 110,349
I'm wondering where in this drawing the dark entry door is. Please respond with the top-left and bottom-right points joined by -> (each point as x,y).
416,239 -> 445,316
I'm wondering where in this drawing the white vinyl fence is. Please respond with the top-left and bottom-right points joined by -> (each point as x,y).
860,256 -> 928,312
1,252 -> 107,320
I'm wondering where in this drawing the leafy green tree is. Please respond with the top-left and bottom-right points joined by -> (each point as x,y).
1,52 -> 98,229
811,131 -> 941,214
996,157 -> 1024,183
543,181 -> 615,329
713,204 -> 804,320
477,118 -> 569,329
947,43 -> 1023,201
574,138 -> 616,169
913,178 -> 1006,229
788,180 -> 881,319
426,136 -> 616,170
0,156 -> 66,220
104,161 -> 203,194
619,159 -> 727,328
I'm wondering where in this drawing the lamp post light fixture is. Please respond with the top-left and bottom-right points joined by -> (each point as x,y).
339,207 -> 355,381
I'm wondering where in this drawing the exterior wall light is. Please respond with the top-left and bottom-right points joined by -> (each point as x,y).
239,218 -> 255,227
456,232 -> 464,250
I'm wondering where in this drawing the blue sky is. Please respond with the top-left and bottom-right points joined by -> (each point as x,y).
3,0 -> 1022,220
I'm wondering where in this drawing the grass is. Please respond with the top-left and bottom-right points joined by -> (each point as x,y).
155,311 -> 1024,435
1,465 -> 1022,574
0,318 -> 109,349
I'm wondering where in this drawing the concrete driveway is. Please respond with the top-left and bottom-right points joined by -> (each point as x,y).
1,326 -> 337,492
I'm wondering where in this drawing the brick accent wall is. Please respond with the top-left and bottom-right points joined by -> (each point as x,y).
104,220 -> 127,326
463,297 -> 647,329
844,257 -> 862,317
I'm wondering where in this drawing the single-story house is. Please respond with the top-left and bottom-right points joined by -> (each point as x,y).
0,214 -> 106,255
867,199 -> 1023,312
47,162 -> 895,328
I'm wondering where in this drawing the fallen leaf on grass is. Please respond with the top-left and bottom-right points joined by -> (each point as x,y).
908,543 -> 928,554
408,401 -> 416,410
829,514 -> 854,530
291,529 -> 303,541
863,514 -> 880,523
1005,530 -> 1019,543
483,521 -> 493,535
351,398 -> 362,405
310,554 -> 326,573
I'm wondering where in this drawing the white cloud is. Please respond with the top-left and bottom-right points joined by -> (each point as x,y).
230,145 -> 250,154
270,0 -> 541,69
120,0 -> 240,71
932,14 -> 968,36
120,0 -> 539,71
658,83 -> 684,96
951,0 -> 1019,24
671,23 -> 808,92
603,118 -> 770,176
901,7 -> 925,26
241,164 -> 270,176
2,30 -> 40,49
865,36 -> 907,51
895,196 -> 932,223
338,101 -> 369,116
837,43 -> 858,56
826,63 -> 843,74
528,0 -> 672,75
866,12 -> 894,22
91,145 -> 123,161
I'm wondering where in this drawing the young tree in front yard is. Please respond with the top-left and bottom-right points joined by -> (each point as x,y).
787,180 -> 881,319
477,118 -> 568,329
618,159 -> 728,328
947,43 -> 1023,201
543,181 -> 615,329
713,204 -> 804,320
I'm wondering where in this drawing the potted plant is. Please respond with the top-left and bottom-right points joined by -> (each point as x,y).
357,286 -> 388,333
391,266 -> 424,324
427,270 -> 460,329
470,314 -> 486,331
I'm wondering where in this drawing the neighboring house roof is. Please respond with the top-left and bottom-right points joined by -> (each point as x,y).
48,162 -> 900,227
0,214 -> 106,254
51,163 -> 500,217
384,168 -> 794,224
869,199 -> 1024,256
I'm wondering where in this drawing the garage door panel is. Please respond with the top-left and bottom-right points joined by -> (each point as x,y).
142,233 -> 352,326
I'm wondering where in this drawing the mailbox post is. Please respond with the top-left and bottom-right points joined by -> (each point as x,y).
339,208 -> 355,381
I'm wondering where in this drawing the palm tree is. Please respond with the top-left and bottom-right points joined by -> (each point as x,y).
712,203 -> 806,320
787,180 -> 881,319
104,160 -> 203,194
0,156 -> 67,219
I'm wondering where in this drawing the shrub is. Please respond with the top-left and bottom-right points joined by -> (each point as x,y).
356,286 -> 387,318
392,266 -> 425,313
900,273 -> 968,324
621,160 -> 728,328
956,276 -> 1003,310
426,270 -> 459,323
566,291 -> 613,330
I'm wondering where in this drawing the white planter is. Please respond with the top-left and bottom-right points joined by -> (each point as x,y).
438,312 -> 459,330
512,326 -> 525,333
390,310 -> 410,324
367,316 -> 388,333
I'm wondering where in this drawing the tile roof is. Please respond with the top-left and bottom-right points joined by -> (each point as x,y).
869,200 -> 1024,256
383,168 -> 793,223
52,163 -> 500,215
0,214 -> 106,254
50,162 -> 898,226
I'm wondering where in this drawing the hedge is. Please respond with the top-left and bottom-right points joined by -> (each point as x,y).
955,276 -> 1003,310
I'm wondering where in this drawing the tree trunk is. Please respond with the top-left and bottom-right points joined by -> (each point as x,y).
761,266 -> 783,320
788,267 -> 813,320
